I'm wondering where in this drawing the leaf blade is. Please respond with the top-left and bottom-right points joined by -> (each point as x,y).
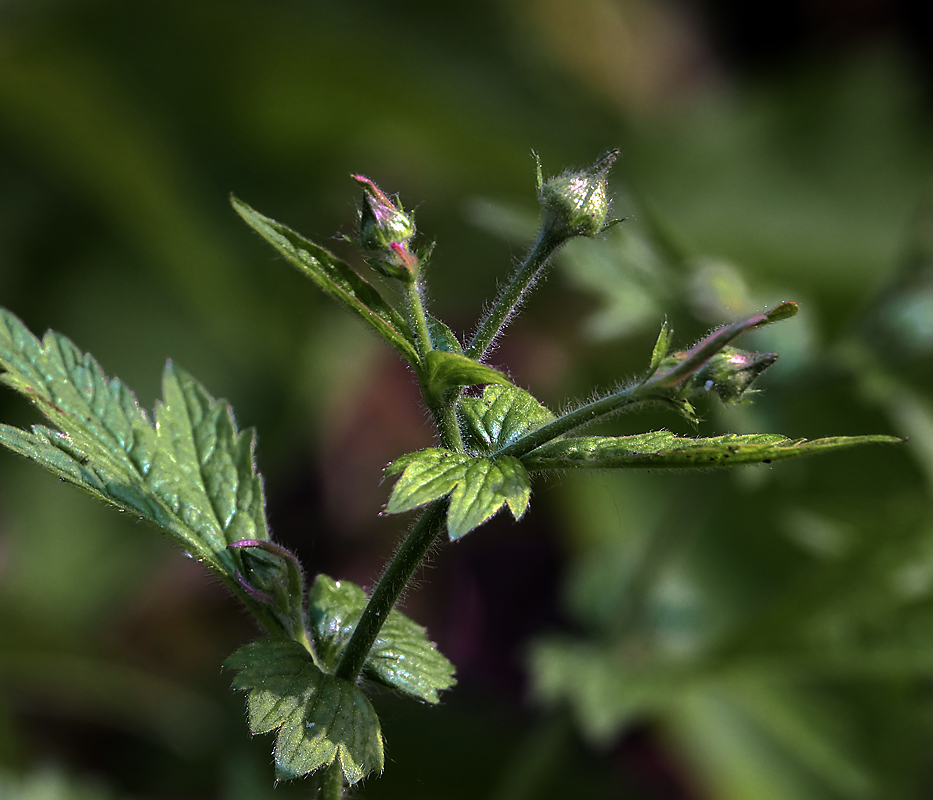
308,575 -> 456,703
385,448 -> 531,539
458,384 -> 557,456
231,196 -> 419,367
522,432 -> 902,471
0,309 -> 304,634
423,350 -> 512,398
225,639 -> 384,783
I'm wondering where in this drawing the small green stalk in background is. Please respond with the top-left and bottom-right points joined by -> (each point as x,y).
0,151 -> 899,797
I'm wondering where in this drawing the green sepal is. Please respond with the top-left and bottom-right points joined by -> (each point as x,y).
647,318 -> 673,375
385,449 -> 531,539
423,350 -> 512,400
308,575 -> 456,703
0,309 -> 302,635
224,639 -> 383,784
458,384 -> 557,457
522,431 -> 903,471
231,196 -> 420,367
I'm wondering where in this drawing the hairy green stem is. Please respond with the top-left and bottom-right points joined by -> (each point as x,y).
495,386 -> 652,460
318,763 -> 343,799
405,280 -> 434,361
432,394 -> 465,452
334,501 -> 447,682
465,226 -> 565,361
405,281 -> 465,451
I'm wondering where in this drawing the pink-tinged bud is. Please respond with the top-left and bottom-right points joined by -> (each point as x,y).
682,346 -> 777,403
352,174 -> 418,282
537,149 -> 618,239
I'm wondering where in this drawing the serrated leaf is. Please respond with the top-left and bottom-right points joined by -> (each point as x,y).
522,432 -> 901,471
0,310 -> 300,627
423,350 -> 511,399
458,384 -> 557,456
231,196 -> 420,367
308,575 -> 455,703
384,448 -> 531,539
225,639 -> 383,783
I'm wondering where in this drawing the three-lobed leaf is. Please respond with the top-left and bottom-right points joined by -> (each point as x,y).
225,639 -> 383,783
385,448 -> 531,539
521,431 -> 902,471
308,574 -> 456,703
231,196 -> 420,367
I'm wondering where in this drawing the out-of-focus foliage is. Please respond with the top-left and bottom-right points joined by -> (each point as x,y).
0,1 -> 931,798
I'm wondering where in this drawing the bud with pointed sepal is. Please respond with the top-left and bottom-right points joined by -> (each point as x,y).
352,174 -> 418,282
677,346 -> 777,403
537,149 -> 619,240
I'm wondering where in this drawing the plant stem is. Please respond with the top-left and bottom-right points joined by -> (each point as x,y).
405,281 -> 465,451
495,386 -> 650,459
318,763 -> 343,799
334,500 -> 447,682
465,226 -> 565,361
405,280 -> 434,361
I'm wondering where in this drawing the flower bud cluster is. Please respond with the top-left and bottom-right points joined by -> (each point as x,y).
352,174 -> 418,282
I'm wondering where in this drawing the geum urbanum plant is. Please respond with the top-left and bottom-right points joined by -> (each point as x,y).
0,151 -> 899,797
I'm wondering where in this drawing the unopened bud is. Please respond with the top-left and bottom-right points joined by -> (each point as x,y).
699,347 -> 777,402
658,346 -> 777,404
538,149 -> 618,239
352,174 -> 418,281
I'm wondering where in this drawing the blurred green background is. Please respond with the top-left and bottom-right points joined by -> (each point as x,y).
1,1 -> 932,798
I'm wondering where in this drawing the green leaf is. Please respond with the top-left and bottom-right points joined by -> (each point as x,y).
225,639 -> 383,783
231,196 -> 420,367
385,448 -> 531,539
458,384 -> 557,456
423,350 -> 511,399
522,431 -> 902,471
0,309 -> 301,631
426,314 -> 463,354
308,575 -> 456,703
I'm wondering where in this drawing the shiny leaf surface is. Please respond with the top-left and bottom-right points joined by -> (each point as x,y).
385,448 -> 531,539
225,639 -> 383,783
308,575 -> 456,703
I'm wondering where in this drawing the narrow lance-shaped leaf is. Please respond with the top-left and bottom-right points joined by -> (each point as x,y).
0,309 -> 302,634
231,196 -> 420,367
522,431 -> 902,471
225,639 -> 384,783
308,574 -> 456,703
384,448 -> 531,539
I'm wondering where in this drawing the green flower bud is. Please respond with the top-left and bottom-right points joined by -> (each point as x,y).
658,346 -> 777,404
353,174 -> 415,249
352,174 -> 418,282
537,149 -> 618,239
